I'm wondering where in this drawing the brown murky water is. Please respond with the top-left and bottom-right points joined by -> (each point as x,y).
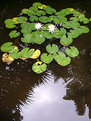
0,0 -> 91,121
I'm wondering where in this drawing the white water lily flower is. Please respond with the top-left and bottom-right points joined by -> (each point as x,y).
48,24 -> 56,33
35,23 -> 42,30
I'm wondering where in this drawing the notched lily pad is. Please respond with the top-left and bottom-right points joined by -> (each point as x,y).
10,49 -> 21,59
60,35 -> 73,46
30,49 -> 41,59
1,42 -> 15,52
54,52 -> 71,66
9,30 -> 20,38
17,16 -> 28,23
4,19 -> 17,28
29,16 -> 38,22
65,46 -> 79,58
32,61 -> 47,74
21,48 -> 34,58
21,8 -> 29,14
41,53 -> 53,63
46,44 -> 59,54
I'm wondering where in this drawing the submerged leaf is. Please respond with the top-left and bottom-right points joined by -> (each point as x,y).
46,44 -> 59,54
65,46 -> 79,57
9,30 -> 20,38
41,53 -> 53,63
54,52 -> 71,66
32,61 -> 47,74
1,42 -> 15,52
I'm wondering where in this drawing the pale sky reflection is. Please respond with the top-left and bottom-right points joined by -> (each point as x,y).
21,75 -> 90,121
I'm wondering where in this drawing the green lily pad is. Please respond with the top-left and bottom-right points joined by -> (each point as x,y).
42,31 -> 53,39
65,46 -> 79,58
41,53 -> 53,63
21,8 -> 29,14
60,35 -> 73,46
4,19 -> 17,28
79,26 -> 89,33
29,16 -> 38,22
44,6 -> 56,14
36,10 -> 46,16
17,16 -> 28,23
46,44 -> 59,54
33,31 -> 45,44
54,52 -> 71,66
21,33 -> 34,43
20,48 -> 34,58
67,29 -> 80,38
39,16 -> 49,23
0,42 -> 15,52
53,29 -> 61,38
33,2 -> 42,7
10,49 -> 21,59
9,30 -> 20,38
32,61 -> 47,74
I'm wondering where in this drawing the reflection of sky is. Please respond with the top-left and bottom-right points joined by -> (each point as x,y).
21,75 -> 90,121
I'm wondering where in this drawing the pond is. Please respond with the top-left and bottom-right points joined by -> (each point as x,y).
0,0 -> 91,121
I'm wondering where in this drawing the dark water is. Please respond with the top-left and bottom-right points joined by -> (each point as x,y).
0,0 -> 91,121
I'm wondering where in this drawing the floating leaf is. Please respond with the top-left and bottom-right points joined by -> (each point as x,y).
46,44 -> 59,54
39,16 -> 49,23
29,16 -> 38,22
41,53 -> 53,63
67,29 -> 80,38
54,52 -> 71,66
42,31 -> 53,39
1,42 -> 15,52
65,46 -> 79,57
10,49 -> 21,59
21,33 -> 34,43
33,31 -> 45,44
33,2 -> 42,8
79,26 -> 89,33
21,8 -> 29,14
21,48 -> 34,58
2,53 -> 14,64
53,28 -> 63,38
17,16 -> 28,23
32,61 -> 47,74
60,35 -> 73,46
30,49 -> 41,59
36,10 -> 46,16
44,6 -> 56,14
4,19 -> 17,28
9,30 -> 20,38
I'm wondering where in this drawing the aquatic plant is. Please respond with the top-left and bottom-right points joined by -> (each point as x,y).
0,2 -> 91,74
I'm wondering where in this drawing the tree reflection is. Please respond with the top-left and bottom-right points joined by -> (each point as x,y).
0,60 -> 51,121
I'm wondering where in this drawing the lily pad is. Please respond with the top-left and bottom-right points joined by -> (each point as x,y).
1,42 -> 15,52
32,61 -> 47,74
65,46 -> 79,57
46,44 -> 59,54
21,8 -> 29,14
10,49 -> 21,59
36,10 -> 46,16
33,31 -> 45,44
42,31 -> 53,39
41,53 -> 53,63
44,6 -> 56,14
4,19 -> 17,28
21,33 -> 34,43
29,16 -> 38,22
9,30 -> 20,38
54,52 -> 71,66
60,35 -> 73,46
30,49 -> 41,59
20,48 -> 34,58
39,16 -> 49,23
79,26 -> 89,33
17,16 -> 28,23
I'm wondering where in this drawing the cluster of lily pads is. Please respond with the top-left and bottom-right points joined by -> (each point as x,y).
0,2 -> 91,74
